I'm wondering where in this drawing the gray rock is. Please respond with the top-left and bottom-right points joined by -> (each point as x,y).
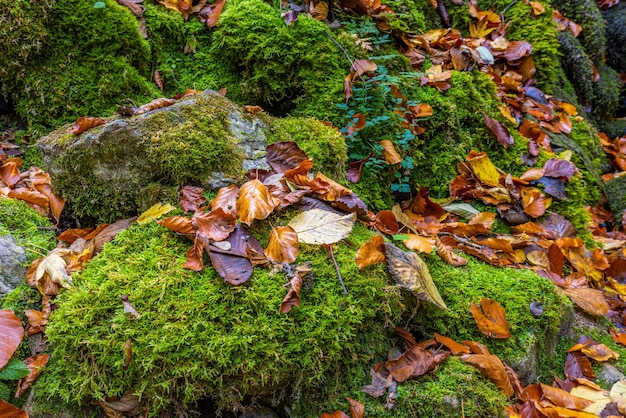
0,234 -> 27,296
599,364 -> 625,386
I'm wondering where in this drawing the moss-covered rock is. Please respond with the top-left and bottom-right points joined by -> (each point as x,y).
39,218 -> 406,416
605,175 -> 626,218
0,0 -> 159,129
603,2 -> 626,74
38,90 -> 347,223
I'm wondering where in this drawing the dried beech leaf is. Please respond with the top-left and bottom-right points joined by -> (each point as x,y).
380,140 -> 402,164
402,234 -> 435,253
434,333 -> 470,354
562,287 -> 609,317
71,116 -> 106,135
469,298 -> 511,339
385,346 -> 446,382
210,184 -> 239,217
0,160 -> 21,187
483,114 -> 514,148
280,265 -> 310,313
98,392 -> 142,418
461,353 -> 514,398
180,185 -> 206,214
347,398 -> 364,418
237,179 -> 280,225
0,310 -> 24,369
288,209 -> 355,245
610,380 -> 626,415
383,242 -> 448,310
266,141 -> 309,173
265,226 -> 298,264
565,352 -> 595,379
321,412 -> 350,418
194,207 -> 237,242
362,366 -> 393,398
15,354 -> 49,398
355,234 -> 386,269
0,400 -> 27,418
242,105 -> 263,114
434,236 -> 468,266
158,216 -> 195,236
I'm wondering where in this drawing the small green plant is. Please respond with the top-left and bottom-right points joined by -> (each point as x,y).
337,63 -> 426,193
0,358 -> 30,401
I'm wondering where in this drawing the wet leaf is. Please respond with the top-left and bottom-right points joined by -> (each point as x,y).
355,234 -> 386,269
461,353 -> 514,398
71,116 -> 106,135
375,210 -> 400,235
237,179 -> 280,225
208,225 -> 258,285
380,140 -> 402,164
158,216 -> 195,236
562,287 -> 609,317
266,141 -> 310,173
194,207 -> 236,242
346,154 -> 372,183
136,202 -> 175,224
180,185 -> 206,214
210,184 -> 239,217
384,242 -> 448,310
0,310 -> 24,370
483,114 -> 514,148
15,354 -> 49,398
410,187 -> 447,219
265,226 -> 298,264
469,298 -> 511,339
288,209 -> 355,245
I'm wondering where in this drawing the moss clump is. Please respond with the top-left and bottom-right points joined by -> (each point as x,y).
411,255 -> 573,383
405,70 -> 527,198
553,0 -> 606,65
0,197 -> 56,263
603,2 -> 626,74
605,175 -> 626,218
0,0 -> 159,129
39,218 -> 405,415
265,117 -> 347,179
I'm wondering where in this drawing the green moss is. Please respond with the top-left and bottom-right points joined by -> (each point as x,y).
265,117 -> 348,179
553,0 -> 606,65
411,255 -> 573,383
603,2 -> 626,74
0,197 -> 56,263
39,219 -> 405,415
0,0 -> 159,128
605,175 -> 626,218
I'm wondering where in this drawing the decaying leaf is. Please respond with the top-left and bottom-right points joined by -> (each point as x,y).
288,209 -> 355,245
136,202 -> 175,224
461,353 -> 514,398
121,295 -> 140,319
568,336 -> 619,362
15,354 -> 49,398
483,114 -> 514,148
210,184 -> 239,217
280,264 -> 310,314
35,248 -> 73,290
565,352 -> 595,379
0,310 -> 24,369
265,226 -> 299,264
355,234 -> 386,269
266,141 -> 309,173
383,242 -> 448,310
347,398 -> 364,418
380,140 -> 402,165
469,298 -> 512,339
610,380 -> 626,414
434,236 -> 468,266
433,333 -> 470,355
363,364 -> 393,397
98,392 -> 143,418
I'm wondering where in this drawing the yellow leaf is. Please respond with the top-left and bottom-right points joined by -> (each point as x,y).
466,151 -> 501,187
136,203 -> 176,224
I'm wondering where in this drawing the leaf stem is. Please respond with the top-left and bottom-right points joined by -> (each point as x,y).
328,245 -> 348,295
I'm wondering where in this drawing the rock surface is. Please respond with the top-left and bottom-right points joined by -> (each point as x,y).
0,234 -> 27,296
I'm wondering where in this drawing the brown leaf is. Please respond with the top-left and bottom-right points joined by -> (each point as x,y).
504,41 -> 532,63
198,0 -> 225,27
71,116 -> 106,135
562,287 -> 609,317
158,216 -> 195,236
411,187 -> 447,219
7,187 -> 49,209
237,179 -> 280,225
565,352 -> 595,379
209,184 -> 239,217
280,265 -> 309,313
541,213 -> 576,238
568,336 -> 619,362
24,309 -> 46,336
355,234 -> 386,269
0,310 -> 24,369
15,354 -> 49,398
346,154 -> 372,183
610,329 -> 626,347
469,298 -> 511,339
434,332 -> 470,354
380,140 -> 402,165
347,398 -> 364,418
402,234 -> 435,253
462,339 -> 491,355
123,338 -> 132,369
351,59 -> 377,77
321,412 -> 350,418
461,353 -> 514,398
242,105 -> 263,114
362,364 -> 393,397
208,225 -> 257,285
0,400 -> 27,418
97,392 -> 142,418
395,326 -> 418,349
543,158 -> 579,180
375,210 -> 400,235
180,185 -> 206,214
265,226 -> 298,264
385,346 -> 444,382
193,208 -> 236,242
183,238 -> 205,271
310,0 -> 328,20
537,382 -> 593,410
521,187 -> 547,218
266,141 -> 309,173
0,159 -> 21,187
116,0 -> 144,17
434,236 -> 468,266
483,114 -> 514,148
93,217 -> 136,254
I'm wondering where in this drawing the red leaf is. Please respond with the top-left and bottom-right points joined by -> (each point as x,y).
375,210 -> 399,234
180,185 -> 206,214
483,114 -> 514,148
193,207 -> 236,242
182,238 -> 205,271
0,310 -> 24,369
71,116 -> 106,135
198,0 -> 226,28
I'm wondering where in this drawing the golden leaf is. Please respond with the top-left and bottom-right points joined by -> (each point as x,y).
136,203 -> 176,224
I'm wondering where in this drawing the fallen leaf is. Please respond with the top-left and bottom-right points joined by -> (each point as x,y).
0,310 -> 24,369
380,140 -> 402,164
158,216 -> 195,236
288,209 -> 355,245
0,400 -> 27,418
15,354 -> 49,397
280,265 -> 310,313
355,235 -> 386,269
384,242 -> 448,310
35,248 -> 72,291
375,210 -> 400,235
568,336 -> 619,361
266,141 -> 310,173
0,159 -> 21,187
521,187 -> 547,218
136,202 -> 175,224
536,382 -> 593,410
565,352 -> 595,379
210,184 -> 239,217
483,114 -> 514,148
466,151 -> 501,187
396,326 -> 418,348
24,309 -> 46,336
321,412 -> 350,418
237,179 -> 280,225
434,333 -> 469,354
121,294 -> 140,319
543,158 -> 579,180
265,226 -> 298,264
461,353 -> 514,398
117,0 -> 144,17
434,236 -> 468,266
362,364 -> 393,397
347,398 -> 364,418
198,0 -> 225,27
310,0 -> 328,20
242,105 -> 263,114
180,185 -> 206,213
610,380 -> 626,414
193,207 -> 236,242
97,392 -> 142,418
93,217 -> 136,254
71,116 -> 106,135
469,298 -> 511,339
562,287 -> 610,317
402,234 -> 435,253
123,338 -> 132,368
385,346 -> 448,382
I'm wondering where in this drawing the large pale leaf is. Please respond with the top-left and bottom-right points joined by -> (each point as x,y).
288,209 -> 355,245
0,310 -> 24,369
610,380 -> 626,414
35,248 -> 72,290
383,242 -> 448,310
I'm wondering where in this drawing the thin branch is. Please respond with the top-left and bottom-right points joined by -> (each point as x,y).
328,245 -> 348,295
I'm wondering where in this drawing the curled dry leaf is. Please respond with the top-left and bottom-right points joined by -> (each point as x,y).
433,332 -> 469,355
461,353 -> 514,398
375,210 -> 400,235
310,0 -> 328,20
568,336 -> 619,362
265,226 -> 298,264
355,234 -> 386,269
237,179 -> 280,225
288,209 -> 355,245
280,264 -> 310,314
180,185 -> 206,213
469,298 -> 511,339
0,310 -> 24,369
71,116 -> 106,135
0,159 -> 21,187
402,234 -> 435,253
194,207 -> 237,242
242,105 -> 263,114
98,392 -> 143,418
362,364 -> 393,398
380,140 -> 402,165
396,326 -> 418,349
210,184 -> 239,217
15,354 -> 49,398
158,216 -> 195,236
35,248 -> 73,290
383,242 -> 448,310
434,236 -> 468,266
347,398 -> 364,418
24,309 -> 46,336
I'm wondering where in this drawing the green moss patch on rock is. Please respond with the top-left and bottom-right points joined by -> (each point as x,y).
0,197 -> 56,263
39,218 -> 405,416
605,175 -> 626,218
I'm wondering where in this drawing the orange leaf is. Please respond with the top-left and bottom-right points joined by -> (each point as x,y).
611,329 -> 626,347
158,216 -> 196,236
519,168 -> 545,182
402,234 -> 435,253
434,332 -> 470,355
468,211 -> 496,229
521,187 -> 547,218
351,59 -> 377,77
71,116 -> 106,135
395,325 -> 418,348
321,412 -> 350,418
409,103 -> 433,118
562,287 -> 609,317
536,383 -> 593,410
7,188 -> 49,209
0,400 -> 27,418
567,336 -> 619,361
483,114 -> 514,148
435,236 -> 468,266
183,238 -> 205,271
385,346 -> 447,382
0,159 -> 21,187
266,141 -> 310,173
469,298 -> 511,339
236,179 -> 280,225
347,398 -> 364,418
15,354 -> 49,398
355,234 -> 386,269
24,309 -> 46,336
0,310 -> 24,369
375,210 -> 399,235
280,264 -> 310,313
265,226 -> 298,263
380,140 -> 402,165
210,184 -> 239,217
243,105 -> 263,114
193,207 -> 236,242
199,0 -> 225,27
34,182 -> 65,222
461,353 -> 514,398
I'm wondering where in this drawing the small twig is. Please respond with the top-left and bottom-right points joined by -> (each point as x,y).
328,245 -> 348,295
323,29 -> 367,86
501,0 -> 519,15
